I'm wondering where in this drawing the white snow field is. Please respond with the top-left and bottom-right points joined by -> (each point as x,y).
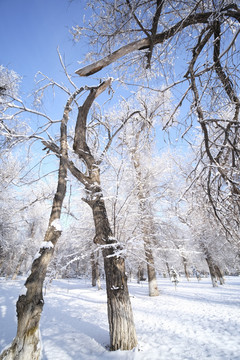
0,276 -> 240,360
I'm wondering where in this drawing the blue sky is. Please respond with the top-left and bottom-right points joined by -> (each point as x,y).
0,0 -> 193,223
0,0 -> 118,123
0,0 -> 93,183
0,0 -> 190,157
0,0 -> 87,94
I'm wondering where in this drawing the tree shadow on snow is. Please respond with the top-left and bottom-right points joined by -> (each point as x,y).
40,289 -> 110,359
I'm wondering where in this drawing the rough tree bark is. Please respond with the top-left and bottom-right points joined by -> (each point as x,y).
69,79 -> 138,350
0,89 -> 81,360
90,189 -> 137,350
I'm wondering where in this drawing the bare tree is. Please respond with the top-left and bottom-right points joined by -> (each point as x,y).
0,86 -> 83,360
0,155 -> 23,277
124,102 -> 160,296
1,60 -> 138,351
176,175 -> 229,287
66,79 -> 138,350
74,1 -> 240,244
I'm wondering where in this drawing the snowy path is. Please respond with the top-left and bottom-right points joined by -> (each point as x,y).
0,277 -> 240,359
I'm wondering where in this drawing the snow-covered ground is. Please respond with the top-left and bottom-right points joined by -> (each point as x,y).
0,276 -> 240,359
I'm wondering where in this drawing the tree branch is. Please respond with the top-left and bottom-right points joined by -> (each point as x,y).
97,110 -> 141,165
125,0 -> 150,39
75,11 -> 216,76
146,0 -> 164,68
73,78 -> 112,167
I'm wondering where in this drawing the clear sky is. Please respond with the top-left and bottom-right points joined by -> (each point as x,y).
0,0 -> 87,94
0,0 -> 95,183
0,0 -> 189,157
0,0 -> 193,222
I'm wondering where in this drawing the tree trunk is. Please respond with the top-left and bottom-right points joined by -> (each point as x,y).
5,253 -> 15,279
103,247 -> 137,350
182,256 -> 190,281
11,253 -> 25,280
128,127 -> 159,297
0,89 -> 74,360
89,191 -> 137,350
166,261 -> 170,277
91,250 -> 102,289
174,244 -> 190,281
0,245 -> 5,275
70,80 -> 137,350
0,179 -> 66,360
91,251 -> 97,287
205,256 -> 218,287
200,243 -> 224,287
214,264 -> 225,285
11,222 -> 37,281
95,251 -> 102,290
137,265 -> 145,283
144,244 -> 159,296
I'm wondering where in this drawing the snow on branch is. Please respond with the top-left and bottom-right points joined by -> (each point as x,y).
75,11 -> 219,77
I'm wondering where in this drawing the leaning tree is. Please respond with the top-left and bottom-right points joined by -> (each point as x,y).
0,80 -> 84,360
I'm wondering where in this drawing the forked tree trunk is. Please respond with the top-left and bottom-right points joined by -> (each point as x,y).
200,243 -> 224,287
70,79 -> 138,351
0,90 -> 75,360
